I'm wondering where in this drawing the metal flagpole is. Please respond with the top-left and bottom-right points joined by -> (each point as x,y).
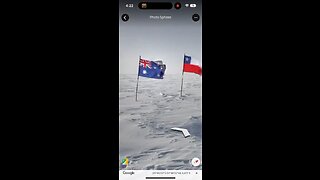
135,56 -> 141,101
180,54 -> 185,97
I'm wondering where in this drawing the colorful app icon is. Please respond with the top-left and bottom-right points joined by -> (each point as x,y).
121,157 -> 129,168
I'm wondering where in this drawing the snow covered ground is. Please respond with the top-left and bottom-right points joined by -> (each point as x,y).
119,74 -> 202,170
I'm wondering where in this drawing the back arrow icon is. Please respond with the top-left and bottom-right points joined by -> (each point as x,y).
122,14 -> 129,22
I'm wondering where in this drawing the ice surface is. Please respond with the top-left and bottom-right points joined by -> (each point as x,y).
119,74 -> 202,170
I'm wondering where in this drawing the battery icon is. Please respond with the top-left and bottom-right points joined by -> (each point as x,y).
190,4 -> 196,8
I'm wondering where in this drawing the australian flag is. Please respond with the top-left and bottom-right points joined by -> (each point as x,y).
138,58 -> 166,79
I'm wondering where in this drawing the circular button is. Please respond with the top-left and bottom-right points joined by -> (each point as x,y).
121,14 -> 129,22
174,2 -> 181,9
192,14 -> 200,22
191,157 -> 201,167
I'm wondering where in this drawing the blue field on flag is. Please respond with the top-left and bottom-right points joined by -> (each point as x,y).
138,58 -> 166,79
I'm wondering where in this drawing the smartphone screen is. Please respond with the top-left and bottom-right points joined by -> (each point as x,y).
119,1 -> 202,179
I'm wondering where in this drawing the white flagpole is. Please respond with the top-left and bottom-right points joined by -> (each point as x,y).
180,54 -> 185,97
135,56 -> 141,101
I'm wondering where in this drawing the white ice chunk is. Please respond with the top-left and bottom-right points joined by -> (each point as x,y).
171,127 -> 191,138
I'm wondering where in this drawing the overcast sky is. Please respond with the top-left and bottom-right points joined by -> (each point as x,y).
120,0 -> 202,74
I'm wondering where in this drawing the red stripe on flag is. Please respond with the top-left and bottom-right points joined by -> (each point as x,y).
183,64 -> 202,75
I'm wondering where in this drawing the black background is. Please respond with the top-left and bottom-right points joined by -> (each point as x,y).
3,0 -> 314,179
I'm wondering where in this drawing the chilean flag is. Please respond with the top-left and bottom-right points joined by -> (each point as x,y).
183,55 -> 202,75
